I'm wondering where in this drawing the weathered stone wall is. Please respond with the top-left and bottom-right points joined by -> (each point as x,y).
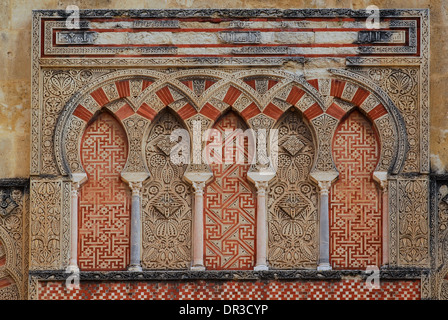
0,0 -> 446,178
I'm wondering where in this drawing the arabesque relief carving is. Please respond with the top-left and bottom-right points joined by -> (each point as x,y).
141,111 -> 192,269
268,108 -> 319,269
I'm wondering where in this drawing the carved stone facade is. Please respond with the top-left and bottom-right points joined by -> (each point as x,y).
0,7 -> 435,300
268,108 -> 318,269
142,111 -> 192,269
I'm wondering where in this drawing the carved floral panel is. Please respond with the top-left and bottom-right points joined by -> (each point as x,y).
268,108 -> 319,269
141,110 -> 192,269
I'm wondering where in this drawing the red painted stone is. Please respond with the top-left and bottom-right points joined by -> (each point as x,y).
137,103 -> 157,121
368,104 -> 388,121
268,79 -> 279,90
285,86 -> 305,106
0,278 -> 12,289
240,102 -> 261,120
38,279 -> 421,300
243,79 -> 256,90
142,79 -> 153,91
178,103 -> 197,119
79,112 -> 131,271
330,110 -> 382,270
115,103 -> 135,120
73,104 -> 94,122
156,86 -> 175,105
200,103 -> 221,120
263,103 -> 283,120
90,88 -> 110,107
330,79 -> 346,98
181,80 -> 193,90
326,103 -> 346,120
223,86 -> 242,105
308,79 -> 319,90
204,112 -> 256,270
115,80 -> 130,98
303,103 -> 324,120
204,80 -> 216,90
351,88 -> 371,106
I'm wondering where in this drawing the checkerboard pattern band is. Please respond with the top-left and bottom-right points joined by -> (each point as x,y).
38,279 -> 420,300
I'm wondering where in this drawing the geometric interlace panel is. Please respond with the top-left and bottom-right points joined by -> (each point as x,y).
204,111 -> 256,270
268,108 -> 319,269
330,110 -> 382,269
141,110 -> 192,269
79,112 -> 131,270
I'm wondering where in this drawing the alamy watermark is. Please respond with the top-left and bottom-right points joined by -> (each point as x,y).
169,120 -> 279,170
365,265 -> 381,290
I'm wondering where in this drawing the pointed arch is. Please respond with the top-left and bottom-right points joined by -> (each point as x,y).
78,110 -> 131,271
330,109 -> 382,269
204,111 -> 257,270
141,108 -> 193,269
268,107 -> 319,269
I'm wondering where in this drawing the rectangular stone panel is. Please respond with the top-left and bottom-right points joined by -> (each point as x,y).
38,11 -> 419,62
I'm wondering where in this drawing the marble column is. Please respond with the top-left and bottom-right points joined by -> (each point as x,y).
128,181 -> 143,272
121,172 -> 149,272
311,171 -> 338,271
66,173 -> 87,273
248,170 -> 275,271
374,172 -> 389,266
317,180 -> 332,271
191,181 -> 206,271
184,171 -> 213,271
254,180 -> 269,271
381,181 -> 389,266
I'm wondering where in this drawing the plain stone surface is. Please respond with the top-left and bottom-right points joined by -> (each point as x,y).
0,0 -> 446,178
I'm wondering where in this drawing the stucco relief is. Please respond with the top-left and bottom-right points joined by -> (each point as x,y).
26,8 -> 431,299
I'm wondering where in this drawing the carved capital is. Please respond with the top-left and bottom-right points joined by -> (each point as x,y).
71,172 -> 87,197
317,180 -> 332,195
310,171 -> 338,196
71,183 -> 79,197
192,181 -> 206,195
254,180 -> 269,195
129,181 -> 143,196
373,171 -> 388,192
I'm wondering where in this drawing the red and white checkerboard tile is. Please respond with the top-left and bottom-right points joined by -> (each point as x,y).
38,279 -> 420,300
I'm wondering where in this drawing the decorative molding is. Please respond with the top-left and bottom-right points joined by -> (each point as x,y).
28,267 -> 428,281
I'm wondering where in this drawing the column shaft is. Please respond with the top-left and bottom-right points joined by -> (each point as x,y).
319,191 -> 330,268
191,182 -> 206,271
67,184 -> 79,273
317,180 -> 332,271
254,181 -> 268,271
382,186 -> 389,266
128,182 -> 142,272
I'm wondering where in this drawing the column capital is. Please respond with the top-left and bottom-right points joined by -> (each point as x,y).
184,171 -> 213,184
310,171 -> 338,195
192,181 -> 206,194
70,172 -> 88,192
71,183 -> 80,196
373,171 -> 388,191
128,181 -> 143,196
317,180 -> 332,195
254,180 -> 269,195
